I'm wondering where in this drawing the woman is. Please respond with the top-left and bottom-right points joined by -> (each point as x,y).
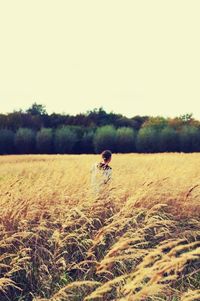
91,150 -> 112,196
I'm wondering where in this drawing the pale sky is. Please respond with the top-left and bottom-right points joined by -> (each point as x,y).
0,0 -> 200,119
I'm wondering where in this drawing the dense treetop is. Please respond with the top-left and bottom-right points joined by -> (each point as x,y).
0,103 -> 200,154
0,103 -> 149,130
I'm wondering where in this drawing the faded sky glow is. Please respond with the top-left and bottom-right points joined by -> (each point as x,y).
0,0 -> 200,118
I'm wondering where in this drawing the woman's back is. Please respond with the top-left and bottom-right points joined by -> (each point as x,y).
91,150 -> 112,196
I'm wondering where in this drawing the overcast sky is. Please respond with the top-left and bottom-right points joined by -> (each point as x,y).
0,0 -> 199,119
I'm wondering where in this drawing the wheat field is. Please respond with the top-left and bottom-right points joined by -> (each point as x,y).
0,153 -> 199,301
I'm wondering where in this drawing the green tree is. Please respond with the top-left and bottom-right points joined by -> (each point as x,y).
0,114 -> 8,129
179,126 -> 200,152
0,129 -> 15,154
15,128 -> 36,154
159,127 -> 179,152
142,116 -> 168,131
26,102 -> 47,115
36,128 -> 53,154
81,130 -> 95,153
136,127 -> 158,153
93,125 -> 117,153
116,127 -> 136,153
54,127 -> 78,153
180,113 -> 193,123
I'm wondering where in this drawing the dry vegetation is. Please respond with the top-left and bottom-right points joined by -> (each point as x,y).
0,153 -> 199,301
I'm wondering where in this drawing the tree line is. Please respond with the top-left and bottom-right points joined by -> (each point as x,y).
0,103 -> 200,154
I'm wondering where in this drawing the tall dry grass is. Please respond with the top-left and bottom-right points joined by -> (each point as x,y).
0,153 -> 199,301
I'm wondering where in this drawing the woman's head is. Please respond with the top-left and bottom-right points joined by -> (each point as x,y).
101,150 -> 112,164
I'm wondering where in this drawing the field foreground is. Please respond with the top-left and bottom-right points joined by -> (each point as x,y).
0,153 -> 199,301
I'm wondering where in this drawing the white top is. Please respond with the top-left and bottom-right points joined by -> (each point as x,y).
91,162 -> 112,194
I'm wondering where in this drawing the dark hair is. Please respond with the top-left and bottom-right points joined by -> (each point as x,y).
101,150 -> 112,162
